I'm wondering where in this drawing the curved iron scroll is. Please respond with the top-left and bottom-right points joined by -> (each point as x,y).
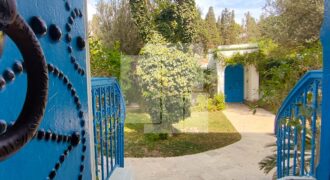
0,0 -> 48,161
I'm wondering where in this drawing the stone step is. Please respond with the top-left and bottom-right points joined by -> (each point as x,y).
109,168 -> 133,180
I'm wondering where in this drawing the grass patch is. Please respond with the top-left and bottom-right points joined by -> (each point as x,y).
125,111 -> 242,157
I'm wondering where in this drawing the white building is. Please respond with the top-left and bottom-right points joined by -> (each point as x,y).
208,44 -> 260,103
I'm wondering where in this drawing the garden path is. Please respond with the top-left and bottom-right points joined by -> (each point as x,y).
125,103 -> 276,180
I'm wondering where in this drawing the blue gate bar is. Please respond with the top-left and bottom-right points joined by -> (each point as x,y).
91,78 -> 126,179
310,81 -> 319,176
292,100 -> 299,175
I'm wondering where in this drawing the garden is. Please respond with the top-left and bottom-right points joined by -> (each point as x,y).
89,0 -> 324,177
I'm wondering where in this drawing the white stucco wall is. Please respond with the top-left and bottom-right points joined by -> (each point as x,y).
216,63 -> 225,95
244,65 -> 259,102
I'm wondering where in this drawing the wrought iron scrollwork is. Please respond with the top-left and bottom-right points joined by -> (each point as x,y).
0,0 -> 48,161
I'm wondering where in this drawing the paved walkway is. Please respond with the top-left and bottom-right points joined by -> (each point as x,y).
126,104 -> 276,180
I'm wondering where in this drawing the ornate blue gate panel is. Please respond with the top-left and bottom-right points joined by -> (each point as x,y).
0,0 -> 92,180
275,71 -> 322,178
225,64 -> 244,103
91,78 -> 125,180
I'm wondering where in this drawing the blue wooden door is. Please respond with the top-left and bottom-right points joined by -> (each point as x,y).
0,0 -> 92,179
225,65 -> 244,103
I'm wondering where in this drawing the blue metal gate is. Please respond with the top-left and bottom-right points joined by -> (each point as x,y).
0,0 -> 92,179
275,71 -> 322,178
91,78 -> 125,180
225,64 -> 244,103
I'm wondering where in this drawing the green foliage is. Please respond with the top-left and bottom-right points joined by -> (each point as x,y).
145,133 -> 169,141
130,0 -> 198,44
225,50 -> 266,66
89,37 -> 132,96
219,8 -> 242,45
260,0 -> 324,47
208,94 -> 226,112
136,37 -> 198,126
200,68 -> 217,97
192,95 -> 208,112
203,7 -> 221,49
258,142 -> 277,177
129,0 -> 153,43
89,37 -> 121,77
192,94 -> 226,112
195,17 -> 211,51
242,11 -> 260,42
154,3 -> 178,42
175,0 -> 198,43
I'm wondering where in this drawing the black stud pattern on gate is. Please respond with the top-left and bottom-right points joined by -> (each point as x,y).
45,64 -> 87,179
63,1 -> 85,76
0,0 -> 89,179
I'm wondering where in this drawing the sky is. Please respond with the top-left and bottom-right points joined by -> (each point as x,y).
87,0 -> 266,23
195,0 -> 266,23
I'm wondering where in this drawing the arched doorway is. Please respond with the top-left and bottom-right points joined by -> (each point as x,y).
225,65 -> 244,103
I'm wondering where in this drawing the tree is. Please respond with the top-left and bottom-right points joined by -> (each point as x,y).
204,7 -> 221,48
193,8 -> 210,52
154,1 -> 178,42
259,0 -> 324,47
216,16 -> 222,37
242,11 -> 260,42
89,37 -> 132,95
175,0 -> 199,43
129,0 -> 154,42
136,33 -> 198,131
130,0 -> 199,44
91,0 -> 144,55
220,8 -> 241,45
205,7 -> 216,25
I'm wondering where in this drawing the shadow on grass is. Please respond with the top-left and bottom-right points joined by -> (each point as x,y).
124,110 -> 242,157
125,124 -> 242,157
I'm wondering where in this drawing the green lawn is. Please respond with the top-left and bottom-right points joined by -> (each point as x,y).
125,110 -> 242,157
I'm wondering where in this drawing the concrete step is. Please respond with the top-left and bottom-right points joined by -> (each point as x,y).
279,176 -> 316,180
109,168 -> 133,180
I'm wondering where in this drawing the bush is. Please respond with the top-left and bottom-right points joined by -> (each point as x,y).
192,95 -> 208,112
192,93 -> 226,112
208,93 -> 226,112
136,33 -> 198,128
212,94 -> 226,110
89,37 -> 132,97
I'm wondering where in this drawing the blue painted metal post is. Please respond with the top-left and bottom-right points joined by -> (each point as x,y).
317,3 -> 330,180
104,87 -> 110,177
300,91 -> 308,176
292,100 -> 299,175
310,81 -> 319,176
286,109 -> 292,176
92,89 -> 100,178
317,0 -> 330,179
